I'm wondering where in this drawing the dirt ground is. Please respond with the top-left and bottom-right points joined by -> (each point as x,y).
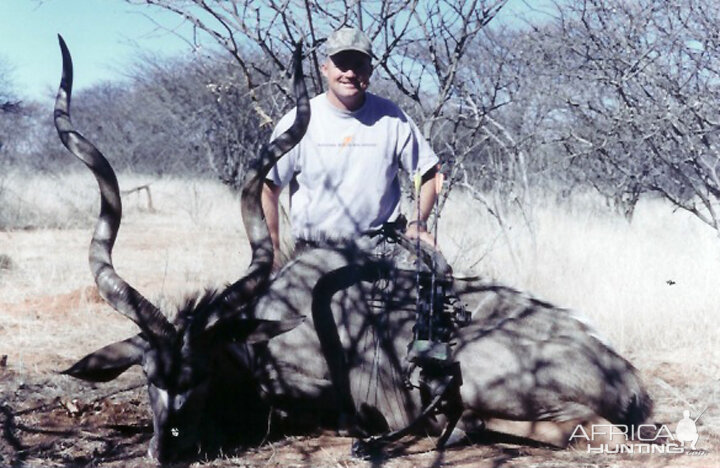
1,197 -> 718,467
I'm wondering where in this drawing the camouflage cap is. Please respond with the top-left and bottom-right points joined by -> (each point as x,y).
326,27 -> 373,58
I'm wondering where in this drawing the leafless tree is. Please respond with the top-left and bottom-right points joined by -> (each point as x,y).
538,0 -> 720,226
134,52 -> 278,185
0,57 -> 22,158
0,57 -> 18,111
126,0 -> 508,185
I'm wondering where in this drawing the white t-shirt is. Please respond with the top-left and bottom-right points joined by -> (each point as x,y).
268,92 -> 438,241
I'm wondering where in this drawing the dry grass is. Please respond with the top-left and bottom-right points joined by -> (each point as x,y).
0,173 -> 249,369
441,192 -> 720,355
1,174 -> 718,467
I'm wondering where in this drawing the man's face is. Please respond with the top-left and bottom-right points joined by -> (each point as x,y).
322,50 -> 372,110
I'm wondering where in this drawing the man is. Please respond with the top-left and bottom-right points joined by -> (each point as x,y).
259,28 -> 459,441
262,26 -> 439,269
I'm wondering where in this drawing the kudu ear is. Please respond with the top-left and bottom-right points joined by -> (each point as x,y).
61,334 -> 148,382
206,316 -> 305,345
243,316 -> 306,344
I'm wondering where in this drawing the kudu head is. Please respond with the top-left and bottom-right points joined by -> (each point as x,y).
53,35 -> 310,463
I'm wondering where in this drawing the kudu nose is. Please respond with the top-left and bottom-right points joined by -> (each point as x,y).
148,436 -> 177,464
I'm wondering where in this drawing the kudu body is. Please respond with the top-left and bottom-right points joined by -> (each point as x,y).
254,241 -> 652,446
55,34 -> 652,463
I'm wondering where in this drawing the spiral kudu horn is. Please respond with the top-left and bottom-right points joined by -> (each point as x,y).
54,34 -> 175,341
214,41 -> 310,323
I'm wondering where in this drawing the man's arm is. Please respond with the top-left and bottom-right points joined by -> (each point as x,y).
405,166 -> 438,247
261,179 -> 283,269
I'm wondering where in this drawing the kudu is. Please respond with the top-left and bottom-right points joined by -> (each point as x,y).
54,35 -> 311,462
54,34 -> 652,462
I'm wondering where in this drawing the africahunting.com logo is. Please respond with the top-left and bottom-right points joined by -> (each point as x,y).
569,408 -> 709,455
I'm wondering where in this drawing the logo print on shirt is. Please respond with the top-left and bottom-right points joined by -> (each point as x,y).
341,135 -> 354,148
317,136 -> 375,148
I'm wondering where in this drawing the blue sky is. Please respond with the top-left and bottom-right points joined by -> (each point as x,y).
0,0 -> 540,105
0,0 -> 190,103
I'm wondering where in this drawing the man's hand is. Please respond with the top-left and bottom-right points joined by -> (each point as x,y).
404,220 -> 437,249
406,166 -> 441,249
